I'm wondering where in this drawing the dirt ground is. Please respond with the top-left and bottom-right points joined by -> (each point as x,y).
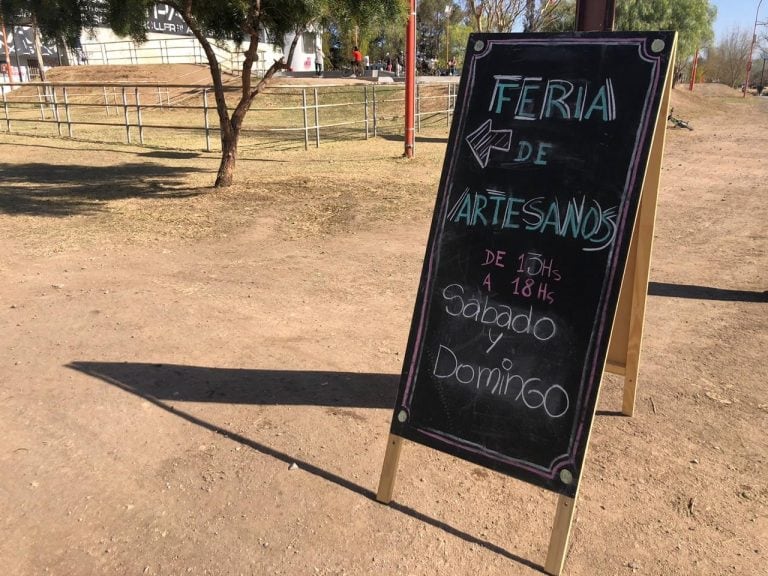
0,82 -> 766,576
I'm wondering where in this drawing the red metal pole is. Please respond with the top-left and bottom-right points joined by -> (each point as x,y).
404,0 -> 415,158
689,48 -> 699,91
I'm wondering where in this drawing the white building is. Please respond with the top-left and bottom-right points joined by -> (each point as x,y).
1,3 -> 321,83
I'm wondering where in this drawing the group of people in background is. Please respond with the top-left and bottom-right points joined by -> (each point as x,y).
313,43 -> 456,78
349,47 -> 404,77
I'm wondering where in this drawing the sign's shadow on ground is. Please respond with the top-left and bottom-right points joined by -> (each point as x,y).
648,282 -> 768,303
68,362 -> 397,408
67,361 -> 545,573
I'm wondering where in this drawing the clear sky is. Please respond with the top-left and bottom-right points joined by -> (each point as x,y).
711,0 -> 768,41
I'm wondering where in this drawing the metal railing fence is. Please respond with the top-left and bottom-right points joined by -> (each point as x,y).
80,37 -> 275,77
0,80 -> 457,152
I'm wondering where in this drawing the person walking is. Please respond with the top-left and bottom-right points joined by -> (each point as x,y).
315,44 -> 324,77
352,46 -> 363,76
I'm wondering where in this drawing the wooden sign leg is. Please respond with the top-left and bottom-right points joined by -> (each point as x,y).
620,53 -> 674,415
544,494 -> 577,575
376,434 -> 404,503
621,199 -> 651,417
606,40 -> 676,415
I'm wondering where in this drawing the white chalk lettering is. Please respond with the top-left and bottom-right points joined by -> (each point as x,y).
442,284 -> 557,342
433,345 -> 570,418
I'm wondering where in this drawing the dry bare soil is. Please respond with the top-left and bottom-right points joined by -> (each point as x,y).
0,82 -> 766,576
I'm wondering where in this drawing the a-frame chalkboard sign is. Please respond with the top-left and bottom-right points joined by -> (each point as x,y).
377,31 -> 676,574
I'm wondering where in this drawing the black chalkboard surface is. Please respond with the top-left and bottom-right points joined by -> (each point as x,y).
389,32 -> 674,497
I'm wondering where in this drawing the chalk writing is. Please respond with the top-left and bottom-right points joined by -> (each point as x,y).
465,120 -> 553,169
516,252 -> 561,280
510,277 -> 556,304
466,120 -> 513,168
489,76 -> 617,122
482,249 -> 507,268
450,190 -> 618,251
442,284 -> 557,342
433,344 -> 570,418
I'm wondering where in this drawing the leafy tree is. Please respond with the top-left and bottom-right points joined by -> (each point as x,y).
364,18 -> 406,65
1,0 -> 97,81
616,0 -> 716,85
416,0 -> 461,65
0,1 -> 389,186
324,0 -> 405,67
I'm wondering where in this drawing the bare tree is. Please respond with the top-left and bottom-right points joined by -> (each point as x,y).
525,0 -> 564,32
467,0 -> 562,33
705,26 -> 752,87
467,0 -> 525,33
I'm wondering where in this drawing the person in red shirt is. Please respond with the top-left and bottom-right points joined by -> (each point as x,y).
352,46 -> 363,76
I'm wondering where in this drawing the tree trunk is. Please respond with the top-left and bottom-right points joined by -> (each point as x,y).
285,28 -> 303,71
524,0 -> 536,32
176,2 -> 283,188
30,14 -> 46,82
215,131 -> 238,187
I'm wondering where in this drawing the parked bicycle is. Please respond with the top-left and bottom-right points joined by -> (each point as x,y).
667,108 -> 693,130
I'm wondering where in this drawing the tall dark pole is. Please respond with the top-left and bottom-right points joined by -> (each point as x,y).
575,0 -> 616,32
743,0 -> 764,97
404,0 -> 416,157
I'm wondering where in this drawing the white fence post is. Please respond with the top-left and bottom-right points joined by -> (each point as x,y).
372,85 -> 378,137
122,87 -> 131,143
63,86 -> 73,138
103,86 -> 111,116
203,88 -> 211,152
313,88 -> 320,148
416,83 -> 421,133
51,86 -> 62,137
302,88 -> 309,151
135,87 -> 144,144
36,86 -> 46,119
2,88 -> 10,132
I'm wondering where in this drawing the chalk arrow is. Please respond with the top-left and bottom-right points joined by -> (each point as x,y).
465,119 -> 513,169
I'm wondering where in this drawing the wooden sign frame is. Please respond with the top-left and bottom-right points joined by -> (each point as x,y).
543,42 -> 675,573
377,35 -> 676,576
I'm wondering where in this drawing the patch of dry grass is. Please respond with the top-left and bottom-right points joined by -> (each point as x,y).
4,71 -> 759,258
0,131 -> 444,254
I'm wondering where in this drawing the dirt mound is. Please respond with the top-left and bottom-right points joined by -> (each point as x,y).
43,63 -> 390,90
691,82 -> 743,98
669,82 -> 754,119
46,64 -> 213,85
